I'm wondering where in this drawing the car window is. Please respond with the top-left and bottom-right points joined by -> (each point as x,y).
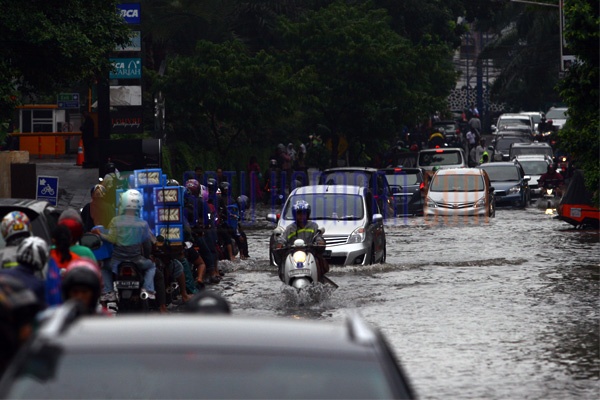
546,109 -> 567,119
498,118 -> 529,127
3,351 -> 396,399
418,151 -> 462,167
519,160 -> 549,175
386,172 -> 420,187
480,166 -> 520,181
284,194 -> 365,220
430,174 -> 485,192
320,172 -> 369,188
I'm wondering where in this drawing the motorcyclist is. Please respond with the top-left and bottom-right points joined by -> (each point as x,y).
274,200 -> 329,282
0,211 -> 33,270
219,181 -> 249,260
0,236 -> 48,305
60,258 -> 108,315
93,189 -> 157,302
538,164 -> 564,196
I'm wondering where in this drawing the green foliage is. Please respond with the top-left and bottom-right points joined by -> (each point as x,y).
557,0 -> 599,205
0,0 -> 131,120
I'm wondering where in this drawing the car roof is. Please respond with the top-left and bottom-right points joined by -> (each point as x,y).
479,161 -> 519,167
499,113 -> 531,118
510,142 -> 552,147
515,154 -> 550,159
291,184 -> 366,196
35,313 -> 385,357
433,167 -> 484,176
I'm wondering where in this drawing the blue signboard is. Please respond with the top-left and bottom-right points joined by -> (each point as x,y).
36,176 -> 59,206
118,3 -> 141,24
110,58 -> 142,79
57,93 -> 80,109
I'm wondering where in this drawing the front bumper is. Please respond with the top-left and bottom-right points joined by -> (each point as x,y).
424,205 -> 488,217
326,242 -> 371,265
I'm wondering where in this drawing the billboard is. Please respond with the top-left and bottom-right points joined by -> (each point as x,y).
110,58 -> 142,79
117,3 -> 141,24
111,107 -> 143,134
109,86 -> 142,106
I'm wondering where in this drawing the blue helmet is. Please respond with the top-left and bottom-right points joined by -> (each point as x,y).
292,200 -> 311,219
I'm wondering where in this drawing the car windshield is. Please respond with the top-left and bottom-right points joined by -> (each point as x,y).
519,160 -> 549,175
430,174 -> 485,192
3,351 -> 395,399
386,172 -> 420,188
498,118 -> 529,127
480,166 -> 520,181
284,194 -> 364,220
546,109 -> 567,119
418,151 -> 462,167
510,147 -> 553,158
320,172 -> 369,188
496,138 -> 528,151
434,123 -> 456,133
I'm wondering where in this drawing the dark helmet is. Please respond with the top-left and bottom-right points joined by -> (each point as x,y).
206,178 -> 218,193
61,259 -> 102,313
0,275 -> 43,332
104,162 -> 116,175
292,200 -> 311,219
184,290 -> 231,314
219,181 -> 230,194
548,164 -> 556,173
185,179 -> 200,197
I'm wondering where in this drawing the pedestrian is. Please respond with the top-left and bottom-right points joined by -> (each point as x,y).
79,110 -> 95,168
469,113 -> 482,141
475,139 -> 486,165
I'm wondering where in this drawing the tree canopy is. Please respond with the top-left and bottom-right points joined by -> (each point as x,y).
0,0 -> 130,119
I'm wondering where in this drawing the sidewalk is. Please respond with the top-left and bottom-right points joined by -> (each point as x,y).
30,156 -> 99,211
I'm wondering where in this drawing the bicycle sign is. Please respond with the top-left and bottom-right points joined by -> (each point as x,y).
37,176 -> 59,205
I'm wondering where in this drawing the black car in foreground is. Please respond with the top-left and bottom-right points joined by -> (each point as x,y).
380,167 -> 425,216
0,302 -> 416,399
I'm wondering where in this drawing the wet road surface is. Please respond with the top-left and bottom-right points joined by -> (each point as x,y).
212,205 -> 599,399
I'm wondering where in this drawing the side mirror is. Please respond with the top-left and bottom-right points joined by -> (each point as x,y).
372,213 -> 383,224
491,125 -> 497,132
317,227 -> 326,235
489,186 -> 495,193
524,175 -> 531,182
266,213 -> 279,223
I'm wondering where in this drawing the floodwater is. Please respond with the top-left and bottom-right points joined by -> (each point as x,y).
214,205 -> 599,399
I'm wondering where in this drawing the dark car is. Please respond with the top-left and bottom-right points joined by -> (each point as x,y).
489,136 -> 532,162
380,167 -> 425,216
0,199 -> 59,249
431,120 -> 461,145
477,161 -> 531,208
318,167 -> 394,219
0,303 -> 416,399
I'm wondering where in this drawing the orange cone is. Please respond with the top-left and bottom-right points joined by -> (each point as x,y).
76,139 -> 84,166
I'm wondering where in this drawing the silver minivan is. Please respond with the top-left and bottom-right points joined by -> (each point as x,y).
267,185 -> 386,266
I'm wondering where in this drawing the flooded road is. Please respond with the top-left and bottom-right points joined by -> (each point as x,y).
214,206 -> 599,399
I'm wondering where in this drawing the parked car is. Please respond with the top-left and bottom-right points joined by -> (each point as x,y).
477,161 -> 531,207
267,185 -> 386,266
0,199 -> 59,249
514,154 -> 553,197
489,135 -> 532,162
0,302 -> 416,399
491,113 -> 534,135
417,147 -> 468,174
424,168 -> 495,218
545,107 -> 568,130
318,167 -> 394,219
508,141 -> 554,160
380,167 -> 425,216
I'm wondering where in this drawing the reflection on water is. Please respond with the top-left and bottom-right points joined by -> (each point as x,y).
219,207 -> 599,399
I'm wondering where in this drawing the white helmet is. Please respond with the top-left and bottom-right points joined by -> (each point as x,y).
1,211 -> 31,243
120,189 -> 144,214
16,236 -> 49,271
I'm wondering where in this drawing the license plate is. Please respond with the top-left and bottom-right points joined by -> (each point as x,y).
323,250 -> 332,258
115,281 -> 140,289
289,269 -> 311,276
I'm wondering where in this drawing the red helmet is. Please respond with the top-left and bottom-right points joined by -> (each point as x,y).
185,179 -> 200,197
58,218 -> 84,243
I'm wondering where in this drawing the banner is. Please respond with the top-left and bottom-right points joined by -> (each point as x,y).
110,86 -> 142,106
111,107 -> 143,134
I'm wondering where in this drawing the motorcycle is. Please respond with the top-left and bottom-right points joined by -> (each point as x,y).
538,180 -> 562,210
275,238 -> 337,290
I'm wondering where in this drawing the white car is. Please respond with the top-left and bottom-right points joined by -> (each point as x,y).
267,185 -> 386,266
491,113 -> 534,135
514,154 -> 553,197
519,111 -> 545,133
545,107 -> 568,130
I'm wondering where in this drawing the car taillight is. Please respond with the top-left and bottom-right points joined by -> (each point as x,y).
435,148 -> 443,152
276,213 -> 280,219
394,168 -> 402,173
419,182 -> 425,190
120,266 -> 136,277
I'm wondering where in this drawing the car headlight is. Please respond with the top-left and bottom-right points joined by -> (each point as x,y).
508,185 -> 520,194
474,197 -> 486,208
426,197 -> 437,208
347,227 -> 365,244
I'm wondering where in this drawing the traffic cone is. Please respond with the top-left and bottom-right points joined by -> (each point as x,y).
76,139 -> 84,166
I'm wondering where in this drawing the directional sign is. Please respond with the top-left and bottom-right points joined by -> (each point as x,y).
36,176 -> 59,206
57,93 -> 80,109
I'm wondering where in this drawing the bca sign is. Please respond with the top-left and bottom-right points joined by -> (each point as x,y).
118,3 -> 141,24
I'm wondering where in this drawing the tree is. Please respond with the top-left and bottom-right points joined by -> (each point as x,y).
557,0 -> 599,204
0,0 -> 131,120
275,1 -> 456,165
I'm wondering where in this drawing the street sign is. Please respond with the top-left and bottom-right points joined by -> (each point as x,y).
57,93 -> 80,109
36,176 -> 59,206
